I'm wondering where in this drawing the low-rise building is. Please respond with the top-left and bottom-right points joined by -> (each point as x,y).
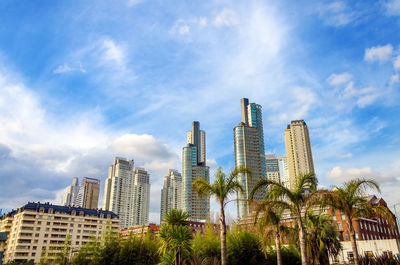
0,202 -> 120,264
120,223 -> 160,240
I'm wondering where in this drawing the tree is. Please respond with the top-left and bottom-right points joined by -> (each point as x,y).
192,166 -> 248,265
317,179 -> 394,265
226,228 -> 265,265
250,173 -> 318,265
252,201 -> 292,265
54,234 -> 72,265
303,211 -> 341,265
158,209 -> 192,265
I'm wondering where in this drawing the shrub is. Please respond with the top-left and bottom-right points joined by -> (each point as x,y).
359,254 -> 400,265
192,225 -> 221,261
264,245 -> 301,265
226,229 -> 266,265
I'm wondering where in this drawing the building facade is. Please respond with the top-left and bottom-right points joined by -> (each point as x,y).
284,120 -> 314,190
75,177 -> 100,209
120,223 -> 160,240
182,122 -> 210,222
132,168 -> 150,226
265,154 -> 281,184
0,202 -> 119,264
103,158 -> 151,228
61,177 -> 80,207
234,98 -> 266,219
160,169 -> 182,223
103,157 -> 135,228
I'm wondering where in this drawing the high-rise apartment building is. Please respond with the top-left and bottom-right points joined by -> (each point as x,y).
182,122 -> 210,222
132,168 -> 150,226
160,169 -> 182,223
75,177 -> 100,209
265,154 -> 281,184
103,157 -> 151,228
234,98 -> 266,219
62,177 -> 100,210
278,155 -> 290,189
284,120 -> 315,190
61,177 -> 79,207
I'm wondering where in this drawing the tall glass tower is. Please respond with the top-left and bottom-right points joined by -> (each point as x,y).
182,121 -> 210,221
234,98 -> 266,219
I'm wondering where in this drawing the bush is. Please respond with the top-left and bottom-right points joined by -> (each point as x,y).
359,254 -> 400,265
226,229 -> 266,265
192,225 -> 221,261
264,245 -> 301,265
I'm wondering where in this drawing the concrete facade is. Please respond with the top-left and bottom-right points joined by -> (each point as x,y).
0,202 -> 119,264
160,169 -> 182,223
284,120 -> 314,190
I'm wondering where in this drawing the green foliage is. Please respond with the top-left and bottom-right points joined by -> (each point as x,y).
158,209 -> 192,265
73,226 -> 159,265
226,228 -> 265,265
359,254 -> 400,265
192,226 -> 221,261
264,245 -> 301,265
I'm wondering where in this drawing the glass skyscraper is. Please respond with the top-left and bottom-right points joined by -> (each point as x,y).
234,98 -> 266,219
182,121 -> 210,221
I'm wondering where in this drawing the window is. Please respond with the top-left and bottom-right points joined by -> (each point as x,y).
345,234 -> 349,241
355,234 -> 359,240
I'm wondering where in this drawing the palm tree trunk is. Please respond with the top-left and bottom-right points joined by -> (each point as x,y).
275,232 -> 283,265
298,216 -> 309,265
220,201 -> 227,265
348,222 -> 359,265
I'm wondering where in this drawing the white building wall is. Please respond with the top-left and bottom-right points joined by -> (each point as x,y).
330,239 -> 400,264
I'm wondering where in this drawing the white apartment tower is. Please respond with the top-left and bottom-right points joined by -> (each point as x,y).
132,168 -> 150,226
284,120 -> 315,190
103,157 -> 151,228
160,169 -> 182,223
61,177 -> 79,206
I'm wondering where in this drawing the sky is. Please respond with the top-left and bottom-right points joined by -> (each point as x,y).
1,0 -> 400,223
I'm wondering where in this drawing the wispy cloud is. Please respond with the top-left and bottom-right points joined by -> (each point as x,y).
384,0 -> 400,16
214,8 -> 238,27
127,0 -> 144,7
315,1 -> 357,27
53,63 -> 86,74
364,44 -> 393,62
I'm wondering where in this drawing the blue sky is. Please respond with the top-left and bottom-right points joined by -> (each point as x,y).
1,0 -> 400,222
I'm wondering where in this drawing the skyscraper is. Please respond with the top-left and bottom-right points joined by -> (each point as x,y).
278,155 -> 290,189
103,157 -> 135,228
132,168 -> 150,226
234,98 -> 266,219
284,120 -> 315,190
61,177 -> 79,207
182,121 -> 210,221
75,177 -> 100,209
160,169 -> 182,223
265,154 -> 281,184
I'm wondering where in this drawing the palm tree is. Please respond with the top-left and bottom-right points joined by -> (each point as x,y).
192,166 -> 249,265
158,209 -> 192,265
317,179 -> 394,265
252,201 -> 291,265
249,173 -> 318,265
303,211 -> 341,265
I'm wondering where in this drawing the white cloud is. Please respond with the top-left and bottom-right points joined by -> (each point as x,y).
101,39 -> 125,66
316,1 -> 356,27
364,44 -> 393,62
339,153 -> 353,158
214,8 -> 238,27
385,0 -> 400,16
393,55 -> 400,70
127,0 -> 144,7
53,63 -> 86,74
327,72 -> 353,86
325,166 -> 397,184
390,74 -> 399,85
